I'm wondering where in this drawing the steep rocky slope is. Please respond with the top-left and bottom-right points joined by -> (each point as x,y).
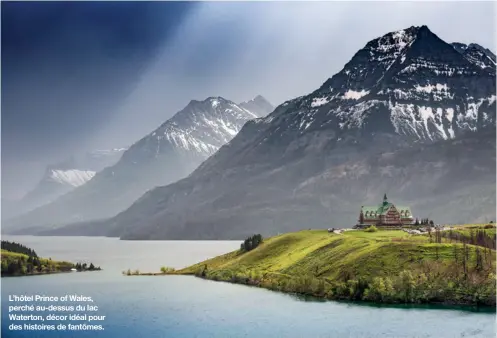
4,96 -> 272,232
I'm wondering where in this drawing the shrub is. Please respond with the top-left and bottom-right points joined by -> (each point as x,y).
160,266 -> 175,273
365,225 -> 378,232
484,224 -> 495,229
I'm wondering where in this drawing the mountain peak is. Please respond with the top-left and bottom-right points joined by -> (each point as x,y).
138,95 -> 263,159
188,96 -> 228,106
252,95 -> 269,103
318,26 -> 422,92
451,42 -> 496,70
271,24 -> 496,143
239,95 -> 274,117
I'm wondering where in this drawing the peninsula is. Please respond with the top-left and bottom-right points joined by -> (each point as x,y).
169,224 -> 496,306
1,241 -> 101,277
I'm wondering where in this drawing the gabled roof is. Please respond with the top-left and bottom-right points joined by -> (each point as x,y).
361,204 -> 412,217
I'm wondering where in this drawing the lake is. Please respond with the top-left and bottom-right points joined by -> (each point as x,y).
2,235 -> 496,338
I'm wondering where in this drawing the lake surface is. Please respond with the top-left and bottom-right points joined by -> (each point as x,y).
2,235 -> 496,338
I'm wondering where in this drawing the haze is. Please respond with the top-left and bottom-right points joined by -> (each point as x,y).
2,1 -> 495,199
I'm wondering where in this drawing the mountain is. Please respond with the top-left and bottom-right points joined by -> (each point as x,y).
239,95 -> 275,117
452,42 -> 496,70
36,26 -> 497,239
1,148 -> 125,220
3,97 -> 271,233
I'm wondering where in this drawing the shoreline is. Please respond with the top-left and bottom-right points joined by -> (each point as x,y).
141,227 -> 496,308
123,271 -> 497,310
1,269 -> 103,278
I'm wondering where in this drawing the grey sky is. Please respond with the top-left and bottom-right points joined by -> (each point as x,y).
2,1 -> 495,199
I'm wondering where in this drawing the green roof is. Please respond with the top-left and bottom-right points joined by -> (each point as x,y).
361,204 -> 412,216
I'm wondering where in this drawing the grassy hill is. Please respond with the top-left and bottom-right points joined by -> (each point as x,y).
175,225 -> 496,306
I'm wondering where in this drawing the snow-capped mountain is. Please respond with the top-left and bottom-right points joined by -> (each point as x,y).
123,96 -> 263,161
3,96 -> 272,232
258,26 -> 495,146
2,148 -> 126,220
43,25 -> 495,240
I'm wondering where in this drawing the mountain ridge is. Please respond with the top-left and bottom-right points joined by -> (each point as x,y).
3,96 -> 273,233
17,26 -> 497,239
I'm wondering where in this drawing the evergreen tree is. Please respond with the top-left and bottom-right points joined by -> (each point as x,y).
240,234 -> 263,252
1,241 -> 38,257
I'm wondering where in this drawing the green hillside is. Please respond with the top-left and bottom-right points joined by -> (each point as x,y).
1,240 -> 102,276
1,249 -> 75,276
176,226 -> 496,306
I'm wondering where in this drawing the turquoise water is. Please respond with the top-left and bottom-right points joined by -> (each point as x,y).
2,236 -> 496,338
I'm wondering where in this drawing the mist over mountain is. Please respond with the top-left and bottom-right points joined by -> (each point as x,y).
3,96 -> 272,232
1,148 -> 126,220
239,95 -> 276,118
34,25 -> 496,240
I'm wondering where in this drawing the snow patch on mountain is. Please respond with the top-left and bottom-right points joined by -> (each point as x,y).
342,89 -> 370,100
414,83 -> 448,93
399,59 -> 478,76
335,100 -> 381,129
373,28 -> 416,59
311,97 -> 330,107
50,170 -> 96,187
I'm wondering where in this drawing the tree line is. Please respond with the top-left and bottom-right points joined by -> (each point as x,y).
439,228 -> 496,250
2,256 -> 44,275
2,257 -> 101,276
240,234 -> 263,252
1,241 -> 38,257
74,262 -> 101,271
414,218 -> 434,226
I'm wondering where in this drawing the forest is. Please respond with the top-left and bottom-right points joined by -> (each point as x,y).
1,240 -> 38,257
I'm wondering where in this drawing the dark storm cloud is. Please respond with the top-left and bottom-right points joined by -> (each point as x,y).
1,1 -> 195,197
1,1 -> 195,154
